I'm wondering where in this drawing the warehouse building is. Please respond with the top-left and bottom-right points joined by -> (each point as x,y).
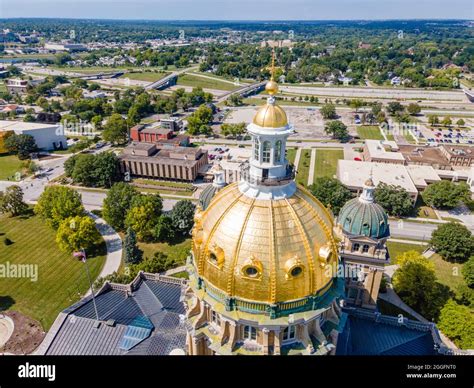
0,120 -> 67,151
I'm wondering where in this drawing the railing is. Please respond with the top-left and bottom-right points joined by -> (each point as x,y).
240,163 -> 295,187
235,299 -> 267,313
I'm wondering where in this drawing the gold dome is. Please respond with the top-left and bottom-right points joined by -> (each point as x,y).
252,103 -> 288,128
191,183 -> 338,304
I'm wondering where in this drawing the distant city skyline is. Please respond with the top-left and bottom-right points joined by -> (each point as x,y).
1,0 -> 473,20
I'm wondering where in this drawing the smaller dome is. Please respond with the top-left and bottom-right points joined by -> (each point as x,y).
253,103 -> 288,128
338,198 -> 389,239
265,80 -> 279,96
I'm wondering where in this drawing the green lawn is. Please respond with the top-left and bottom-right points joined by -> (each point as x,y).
357,125 -> 384,140
313,149 -> 344,179
133,178 -> 193,190
429,254 -> 465,296
296,149 -> 311,186
286,148 -> 297,164
0,154 -> 25,181
0,213 -> 106,330
121,71 -> 170,82
177,74 -> 237,91
404,132 -> 417,144
137,238 -> 191,266
386,241 -> 426,265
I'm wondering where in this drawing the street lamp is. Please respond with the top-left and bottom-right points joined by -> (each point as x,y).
73,249 -> 100,327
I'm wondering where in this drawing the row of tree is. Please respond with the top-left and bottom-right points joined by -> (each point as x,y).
102,182 -> 196,244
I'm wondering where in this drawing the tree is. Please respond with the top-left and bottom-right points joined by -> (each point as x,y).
187,105 -> 213,135
430,223 -> 474,263
437,300 -> 474,349
456,118 -> 465,127
135,252 -> 174,274
123,227 -> 143,264
441,116 -> 452,127
0,185 -> 28,216
320,103 -> 337,120
34,186 -> 84,228
407,103 -> 421,116
374,183 -> 413,217
309,177 -> 352,215
170,200 -> 196,236
103,113 -> 128,145
462,257 -> 474,288
324,120 -> 348,141
103,182 -> 139,231
349,99 -> 364,112
4,134 -> 38,160
153,215 -> 175,242
428,114 -> 439,126
56,216 -> 99,253
422,181 -> 470,209
387,101 -> 404,116
392,251 -> 450,320
371,102 -> 383,116
125,194 -> 163,241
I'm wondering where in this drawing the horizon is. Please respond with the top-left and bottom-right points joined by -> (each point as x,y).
1,0 -> 473,21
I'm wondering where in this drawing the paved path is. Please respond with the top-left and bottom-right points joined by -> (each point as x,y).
293,148 -> 302,170
307,148 -> 317,186
85,212 -> 122,294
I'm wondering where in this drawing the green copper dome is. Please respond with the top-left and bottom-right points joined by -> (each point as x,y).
338,177 -> 389,239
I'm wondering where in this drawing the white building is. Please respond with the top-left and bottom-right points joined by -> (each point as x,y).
0,121 -> 67,150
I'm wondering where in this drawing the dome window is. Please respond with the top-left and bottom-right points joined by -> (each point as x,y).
290,266 -> 303,277
245,267 -> 259,277
285,256 -> 305,279
241,255 -> 263,279
208,244 -> 225,269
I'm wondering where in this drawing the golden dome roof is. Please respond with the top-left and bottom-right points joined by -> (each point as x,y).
191,183 -> 338,304
252,103 -> 288,128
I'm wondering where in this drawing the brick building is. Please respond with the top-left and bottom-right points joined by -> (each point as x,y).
119,142 -> 208,182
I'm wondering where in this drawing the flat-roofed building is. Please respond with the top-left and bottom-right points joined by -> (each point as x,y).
0,120 -> 66,150
398,145 -> 451,170
119,142 -> 208,182
337,160 -> 418,202
160,117 -> 183,132
405,165 -> 442,190
6,78 -> 29,94
439,145 -> 474,167
362,140 -> 405,165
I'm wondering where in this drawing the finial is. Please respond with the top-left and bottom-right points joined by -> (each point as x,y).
270,48 -> 276,81
265,48 -> 279,97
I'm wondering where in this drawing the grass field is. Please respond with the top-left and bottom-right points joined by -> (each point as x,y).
0,213 -> 106,330
296,149 -> 311,186
0,154 -> 26,181
386,241 -> 426,265
121,72 -> 170,82
286,148 -> 297,164
313,149 -> 344,179
137,238 -> 191,266
177,74 -> 237,91
416,206 -> 438,220
357,126 -> 384,140
133,178 -> 193,190
429,254 -> 465,296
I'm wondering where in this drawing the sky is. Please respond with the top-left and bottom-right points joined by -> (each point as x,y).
0,0 -> 473,20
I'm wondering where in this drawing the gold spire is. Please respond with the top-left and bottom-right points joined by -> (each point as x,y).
253,48 -> 287,127
265,48 -> 279,96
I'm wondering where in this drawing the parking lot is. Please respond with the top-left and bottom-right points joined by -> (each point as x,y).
224,106 -> 359,139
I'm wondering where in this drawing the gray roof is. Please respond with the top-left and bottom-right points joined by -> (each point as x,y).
41,273 -> 188,355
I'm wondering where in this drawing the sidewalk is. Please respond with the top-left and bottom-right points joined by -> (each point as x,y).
85,212 -> 122,295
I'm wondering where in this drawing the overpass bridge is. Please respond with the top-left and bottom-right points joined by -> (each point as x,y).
145,73 -> 179,90
217,81 -> 266,103
73,72 -> 124,80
